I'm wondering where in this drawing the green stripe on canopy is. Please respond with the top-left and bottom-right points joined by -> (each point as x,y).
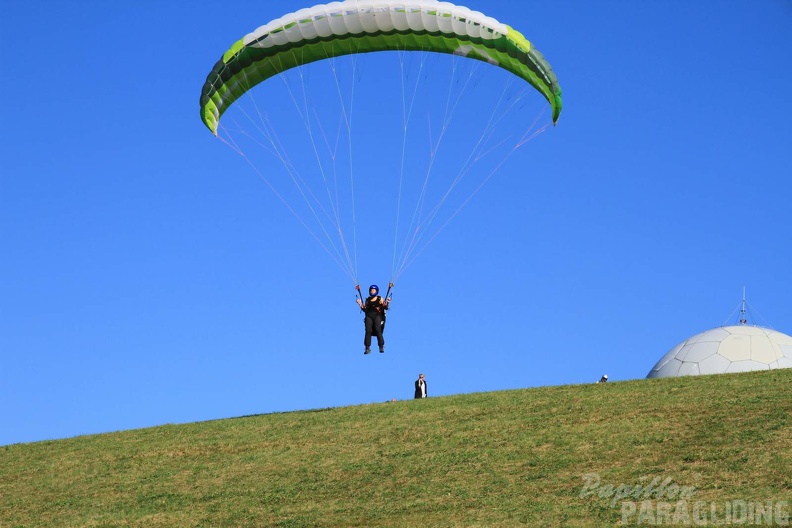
200,1 -> 562,135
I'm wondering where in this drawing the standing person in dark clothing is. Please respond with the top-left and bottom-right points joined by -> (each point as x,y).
414,373 -> 427,398
356,284 -> 390,354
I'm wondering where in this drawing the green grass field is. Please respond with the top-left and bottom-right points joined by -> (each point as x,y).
2,369 -> 791,527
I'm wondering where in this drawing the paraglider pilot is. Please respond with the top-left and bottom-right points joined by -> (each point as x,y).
356,284 -> 390,354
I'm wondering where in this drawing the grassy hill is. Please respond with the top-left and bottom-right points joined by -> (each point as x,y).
2,369 -> 791,527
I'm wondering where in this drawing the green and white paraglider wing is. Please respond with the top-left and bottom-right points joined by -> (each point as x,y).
199,0 -> 562,136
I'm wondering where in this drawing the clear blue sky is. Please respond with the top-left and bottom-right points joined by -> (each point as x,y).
2,1 -> 791,446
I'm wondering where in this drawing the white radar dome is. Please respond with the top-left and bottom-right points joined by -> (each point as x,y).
647,325 -> 792,379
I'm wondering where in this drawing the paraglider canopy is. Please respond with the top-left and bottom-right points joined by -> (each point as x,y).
200,0 -> 562,136
198,1 -> 564,286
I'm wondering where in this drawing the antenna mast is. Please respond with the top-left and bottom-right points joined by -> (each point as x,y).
739,287 -> 748,325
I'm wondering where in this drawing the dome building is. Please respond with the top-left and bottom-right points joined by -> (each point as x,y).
647,296 -> 792,379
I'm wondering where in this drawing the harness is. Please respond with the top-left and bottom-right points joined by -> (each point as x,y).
356,283 -> 393,332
